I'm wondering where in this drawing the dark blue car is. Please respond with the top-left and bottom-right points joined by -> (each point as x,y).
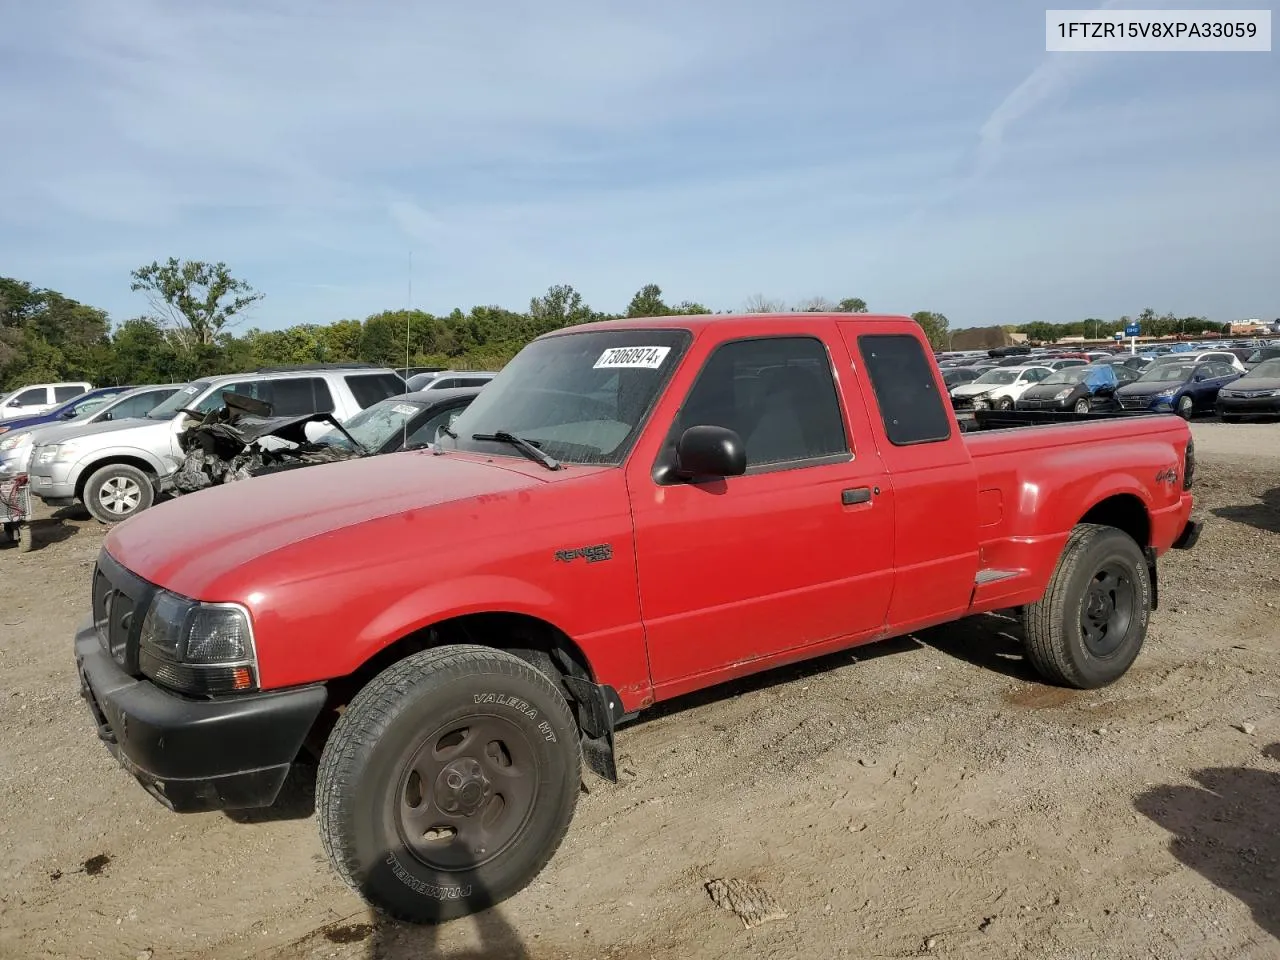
1114,360 -> 1240,418
0,386 -> 134,435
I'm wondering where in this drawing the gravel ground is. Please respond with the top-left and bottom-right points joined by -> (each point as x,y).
1,420 -> 1277,960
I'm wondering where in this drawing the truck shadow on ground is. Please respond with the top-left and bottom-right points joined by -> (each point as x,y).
288,895 -> 531,960
1133,745 -> 1280,941
1211,486 -> 1280,534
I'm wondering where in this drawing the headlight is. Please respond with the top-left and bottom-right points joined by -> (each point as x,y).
34,441 -> 81,465
1054,389 -> 1072,400
139,589 -> 258,694
1156,388 -> 1178,398
0,432 -> 30,451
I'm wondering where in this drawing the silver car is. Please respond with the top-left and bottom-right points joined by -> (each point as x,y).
27,364 -> 405,523
0,385 -> 182,479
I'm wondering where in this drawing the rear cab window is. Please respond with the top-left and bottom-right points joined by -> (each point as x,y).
857,334 -> 952,445
54,385 -> 87,402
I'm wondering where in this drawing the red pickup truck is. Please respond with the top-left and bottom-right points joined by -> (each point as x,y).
75,314 -> 1200,923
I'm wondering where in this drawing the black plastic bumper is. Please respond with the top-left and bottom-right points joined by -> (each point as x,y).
1172,518 -> 1202,550
74,621 -> 327,813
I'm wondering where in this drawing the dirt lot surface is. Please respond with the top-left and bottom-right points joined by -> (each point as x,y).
2,421 -> 1277,960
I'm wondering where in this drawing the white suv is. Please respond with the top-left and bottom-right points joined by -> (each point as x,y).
0,381 -> 93,420
28,364 -> 405,523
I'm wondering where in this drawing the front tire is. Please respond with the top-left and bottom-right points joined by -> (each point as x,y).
1022,524 -> 1151,689
997,396 -> 1013,411
83,464 -> 154,524
317,645 -> 582,924
1176,395 -> 1194,419
1074,397 -> 1091,414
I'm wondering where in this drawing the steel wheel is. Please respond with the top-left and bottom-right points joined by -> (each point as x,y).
1079,562 -> 1136,658
394,714 -> 539,873
98,476 -> 142,516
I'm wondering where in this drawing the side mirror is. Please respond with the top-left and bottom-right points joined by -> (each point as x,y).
60,409 -> 76,419
675,425 -> 746,480
101,412 -> 113,421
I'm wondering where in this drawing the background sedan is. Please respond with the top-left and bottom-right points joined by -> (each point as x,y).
1216,358 -> 1280,421
1115,360 -> 1241,418
1014,363 -> 1137,413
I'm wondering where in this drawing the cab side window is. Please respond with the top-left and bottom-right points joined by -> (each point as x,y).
669,336 -> 849,473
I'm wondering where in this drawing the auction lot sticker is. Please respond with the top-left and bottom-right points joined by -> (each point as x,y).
594,346 -> 671,369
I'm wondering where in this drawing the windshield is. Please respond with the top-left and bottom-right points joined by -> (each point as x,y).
1247,359 -> 1280,378
974,369 -> 1018,385
320,397 -> 429,451
1042,368 -> 1091,385
1247,349 -> 1280,363
441,329 -> 692,465
1139,364 -> 1196,383
147,382 -> 208,419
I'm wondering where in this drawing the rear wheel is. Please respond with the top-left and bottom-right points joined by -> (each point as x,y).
83,464 -> 154,524
317,645 -> 582,923
1022,524 -> 1151,689
15,523 -> 36,553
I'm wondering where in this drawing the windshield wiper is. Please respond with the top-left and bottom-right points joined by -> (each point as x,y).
472,431 -> 562,471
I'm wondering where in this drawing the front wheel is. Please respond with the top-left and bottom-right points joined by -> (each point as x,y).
1176,395 -> 1194,419
1073,397 -> 1091,414
1022,524 -> 1151,689
83,463 -> 154,524
997,396 -> 1013,411
317,645 -> 582,924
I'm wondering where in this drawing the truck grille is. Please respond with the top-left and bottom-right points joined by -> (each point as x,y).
91,551 -> 155,674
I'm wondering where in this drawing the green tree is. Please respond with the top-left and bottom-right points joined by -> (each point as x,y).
130,258 -> 264,349
626,284 -> 670,318
529,284 -> 595,330
911,311 -> 950,350
836,297 -> 869,313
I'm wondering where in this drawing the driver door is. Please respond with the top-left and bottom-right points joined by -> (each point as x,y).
628,331 -> 895,695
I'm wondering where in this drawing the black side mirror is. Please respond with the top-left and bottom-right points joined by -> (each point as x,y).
101,412 -> 112,421
60,409 -> 76,419
675,425 -> 746,480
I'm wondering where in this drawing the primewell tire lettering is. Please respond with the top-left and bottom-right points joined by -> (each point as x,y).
472,692 -> 537,720
384,853 -> 472,900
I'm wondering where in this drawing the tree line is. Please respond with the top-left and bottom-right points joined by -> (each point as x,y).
0,257 -> 1235,392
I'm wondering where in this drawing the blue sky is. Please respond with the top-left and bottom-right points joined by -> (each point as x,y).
1,0 -> 1276,330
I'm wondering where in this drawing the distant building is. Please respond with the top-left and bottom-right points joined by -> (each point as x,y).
949,325 -> 1013,351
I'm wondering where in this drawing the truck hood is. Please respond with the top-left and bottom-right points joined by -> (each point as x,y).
105,450 -> 599,595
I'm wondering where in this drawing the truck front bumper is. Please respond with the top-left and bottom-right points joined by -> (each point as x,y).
74,621 -> 327,813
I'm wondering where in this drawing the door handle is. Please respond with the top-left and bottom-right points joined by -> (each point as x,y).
841,487 -> 872,505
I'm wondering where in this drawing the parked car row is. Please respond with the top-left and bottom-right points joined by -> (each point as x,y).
0,363 -> 493,533
947,351 -> 1280,422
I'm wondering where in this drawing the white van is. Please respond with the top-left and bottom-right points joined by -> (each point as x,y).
0,382 -> 93,420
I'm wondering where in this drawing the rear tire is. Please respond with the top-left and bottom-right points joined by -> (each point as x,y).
83,464 -> 154,524
1022,524 -> 1151,689
15,523 -> 35,553
317,645 -> 582,924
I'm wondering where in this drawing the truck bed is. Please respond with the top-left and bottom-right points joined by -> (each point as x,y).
959,410 -> 1194,610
